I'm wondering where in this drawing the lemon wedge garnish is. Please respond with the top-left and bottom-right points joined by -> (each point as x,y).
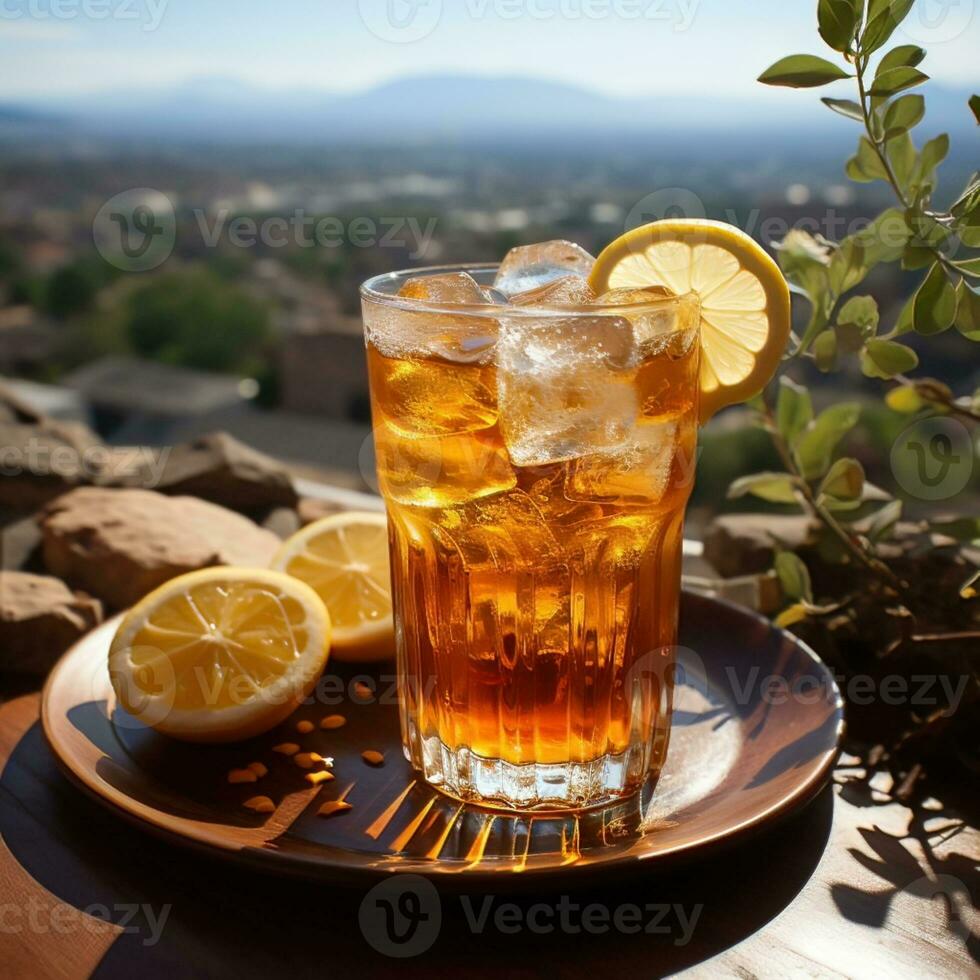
590,219 -> 791,423
272,512 -> 394,663
109,568 -> 330,742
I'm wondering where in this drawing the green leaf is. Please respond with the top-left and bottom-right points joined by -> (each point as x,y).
860,338 -> 919,378
821,97 -> 865,122
911,133 -> 950,195
819,0 -> 860,52
727,472 -> 800,504
883,94 -> 925,136
819,457 -> 865,501
902,244 -> 936,270
775,551 -> 813,603
887,130 -> 916,187
776,377 -> 813,444
775,229 -> 832,299
957,213 -> 980,249
813,329 -> 838,371
877,45 -> 926,73
952,256 -> 980,277
913,262 -> 957,334
793,403 -> 861,480
759,54 -> 852,88
853,208 -> 911,264
829,237 -> 869,293
867,499 -> 902,542
955,280 -> 980,340
971,94 -> 980,125
869,67 -> 929,97
950,173 -> 980,220
846,136 -> 889,183
838,295 -> 880,334
863,0 -> 916,56
889,292 -> 917,337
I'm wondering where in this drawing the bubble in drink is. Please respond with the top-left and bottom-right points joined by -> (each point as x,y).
494,240 -> 595,296
497,310 -> 638,467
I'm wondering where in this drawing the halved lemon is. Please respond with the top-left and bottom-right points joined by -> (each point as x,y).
108,568 -> 331,743
590,219 -> 791,423
272,512 -> 394,662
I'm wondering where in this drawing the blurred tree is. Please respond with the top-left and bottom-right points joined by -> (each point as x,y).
0,236 -> 20,282
45,264 -> 98,319
125,267 -> 270,373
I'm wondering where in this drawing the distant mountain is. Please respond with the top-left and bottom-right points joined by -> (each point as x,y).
6,74 -> 979,144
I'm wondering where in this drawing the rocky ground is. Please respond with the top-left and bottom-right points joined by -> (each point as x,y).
0,384 -> 346,675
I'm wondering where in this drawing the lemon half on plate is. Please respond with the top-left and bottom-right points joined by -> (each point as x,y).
272,512 -> 395,663
590,219 -> 791,423
109,567 -> 331,743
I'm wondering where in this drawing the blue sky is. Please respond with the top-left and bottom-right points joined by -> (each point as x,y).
1,0 -> 978,101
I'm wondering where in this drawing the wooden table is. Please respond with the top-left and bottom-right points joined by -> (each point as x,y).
1,681 -> 976,979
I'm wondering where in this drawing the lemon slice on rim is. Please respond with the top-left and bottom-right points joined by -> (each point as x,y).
590,219 -> 791,423
271,512 -> 394,663
109,568 -> 331,743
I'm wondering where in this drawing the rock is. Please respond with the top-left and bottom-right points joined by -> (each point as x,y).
0,514 -> 43,572
149,432 -> 298,511
0,383 -> 104,511
703,514 -> 815,578
261,506 -> 301,540
0,571 -> 102,674
40,487 -> 281,609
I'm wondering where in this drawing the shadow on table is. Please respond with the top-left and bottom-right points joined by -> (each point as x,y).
2,719 -> 836,979
829,772 -> 979,966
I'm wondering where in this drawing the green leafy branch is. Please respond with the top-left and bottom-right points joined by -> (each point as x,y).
743,0 -> 980,621
759,0 -> 979,420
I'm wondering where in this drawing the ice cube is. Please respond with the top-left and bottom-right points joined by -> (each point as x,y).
374,355 -> 497,436
566,420 -> 681,503
399,271 -> 486,304
494,241 -> 595,296
497,311 -> 639,468
371,418 -> 516,508
389,271 -> 497,364
437,490 -> 563,572
510,275 -> 596,308
594,286 -> 678,346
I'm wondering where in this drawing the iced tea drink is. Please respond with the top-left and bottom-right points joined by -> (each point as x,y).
362,246 -> 700,809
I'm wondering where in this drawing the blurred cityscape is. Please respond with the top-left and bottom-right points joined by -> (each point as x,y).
1,75 -> 978,522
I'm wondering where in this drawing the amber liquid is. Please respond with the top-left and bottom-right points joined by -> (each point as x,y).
366,327 -> 698,807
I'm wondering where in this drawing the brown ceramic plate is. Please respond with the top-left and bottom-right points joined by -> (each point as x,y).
42,592 -> 843,884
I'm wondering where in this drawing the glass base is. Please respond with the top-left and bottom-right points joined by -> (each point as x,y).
410,736 -> 650,811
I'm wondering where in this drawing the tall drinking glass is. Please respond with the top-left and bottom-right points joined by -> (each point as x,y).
361,265 -> 700,809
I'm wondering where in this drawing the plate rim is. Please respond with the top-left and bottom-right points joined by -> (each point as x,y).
40,591 -> 845,884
